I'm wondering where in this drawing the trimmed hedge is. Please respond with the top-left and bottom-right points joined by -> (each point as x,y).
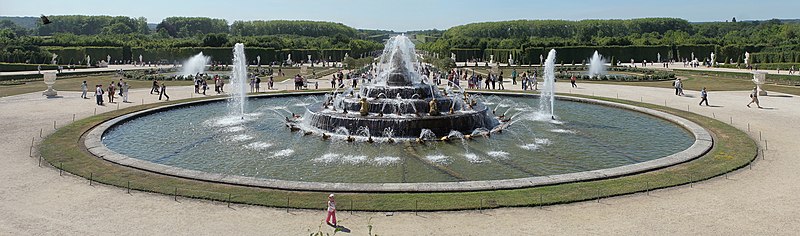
452,45 -> 716,65
43,46 -> 124,65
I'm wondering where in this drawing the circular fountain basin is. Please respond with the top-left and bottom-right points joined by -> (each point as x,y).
87,92 -> 711,192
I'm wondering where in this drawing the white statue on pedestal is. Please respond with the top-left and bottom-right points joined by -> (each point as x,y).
42,72 -> 58,97
744,52 -> 750,66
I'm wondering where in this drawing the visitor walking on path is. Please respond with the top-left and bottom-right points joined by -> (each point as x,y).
81,81 -> 88,99
673,78 -> 684,96
699,87 -> 709,106
570,74 -> 578,88
95,85 -> 104,105
325,194 -> 337,226
159,83 -> 169,101
747,87 -> 762,108
150,80 -> 159,94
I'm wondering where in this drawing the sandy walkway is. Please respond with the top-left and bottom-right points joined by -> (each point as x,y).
1,78 -> 798,235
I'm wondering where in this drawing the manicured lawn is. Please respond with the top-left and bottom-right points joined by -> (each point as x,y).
0,67 -> 341,98
39,91 -> 756,211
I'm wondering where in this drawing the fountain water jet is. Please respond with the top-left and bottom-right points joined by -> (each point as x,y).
230,43 -> 248,118
180,52 -> 211,76
539,49 -> 557,119
588,51 -> 606,77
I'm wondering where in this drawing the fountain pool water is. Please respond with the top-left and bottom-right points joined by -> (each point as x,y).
101,94 -> 694,183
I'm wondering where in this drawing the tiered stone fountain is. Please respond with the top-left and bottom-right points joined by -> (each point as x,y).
292,35 -> 503,140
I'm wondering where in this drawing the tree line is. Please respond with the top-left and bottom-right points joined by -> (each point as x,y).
0,16 -> 385,64
415,18 -> 800,64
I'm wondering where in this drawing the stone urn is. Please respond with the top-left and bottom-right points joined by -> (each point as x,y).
752,71 -> 768,96
42,72 -> 58,97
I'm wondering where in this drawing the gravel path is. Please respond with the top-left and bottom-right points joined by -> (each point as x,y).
1,77 -> 797,235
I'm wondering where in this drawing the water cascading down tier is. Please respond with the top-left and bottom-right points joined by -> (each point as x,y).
291,35 -> 504,140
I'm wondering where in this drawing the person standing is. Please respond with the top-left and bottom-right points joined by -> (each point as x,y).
699,87 -> 709,106
521,73 -> 528,90
511,68 -> 518,85
269,76 -> 274,90
159,83 -> 169,101
122,82 -> 130,103
201,80 -> 208,95
249,78 -> 255,93
95,85 -> 104,105
491,74 -> 497,90
747,87 -> 762,108
325,194 -> 337,226
570,74 -> 578,88
498,74 -> 505,90
532,71 -> 539,90
117,79 -> 124,96
673,78 -> 682,96
255,76 -> 261,93
81,81 -> 88,99
108,82 -> 116,103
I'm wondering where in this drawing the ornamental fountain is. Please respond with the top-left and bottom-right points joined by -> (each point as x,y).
288,35 -> 505,140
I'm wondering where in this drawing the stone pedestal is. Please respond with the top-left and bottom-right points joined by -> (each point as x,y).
752,71 -> 768,96
42,72 -> 58,97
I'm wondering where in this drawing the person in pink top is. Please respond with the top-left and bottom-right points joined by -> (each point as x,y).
325,193 -> 337,226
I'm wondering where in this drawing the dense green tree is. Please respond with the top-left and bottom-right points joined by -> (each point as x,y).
156,17 -> 228,38
230,20 -> 357,37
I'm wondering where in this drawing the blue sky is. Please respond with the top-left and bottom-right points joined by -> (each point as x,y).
2,0 -> 799,31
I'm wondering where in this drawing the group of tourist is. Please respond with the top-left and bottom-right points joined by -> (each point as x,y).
82,79 -> 132,105
447,68 -> 545,91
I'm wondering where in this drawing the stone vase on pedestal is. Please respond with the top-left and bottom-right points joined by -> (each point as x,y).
752,71 -> 768,96
42,72 -> 58,97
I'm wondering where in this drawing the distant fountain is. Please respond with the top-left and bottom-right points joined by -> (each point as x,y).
588,51 -> 606,77
539,49 -> 557,119
229,43 -> 248,118
180,52 -> 211,76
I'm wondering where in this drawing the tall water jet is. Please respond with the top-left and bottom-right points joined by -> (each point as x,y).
539,49 -> 557,119
375,34 -> 421,86
180,52 -> 211,76
588,50 -> 606,77
230,43 -> 248,118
